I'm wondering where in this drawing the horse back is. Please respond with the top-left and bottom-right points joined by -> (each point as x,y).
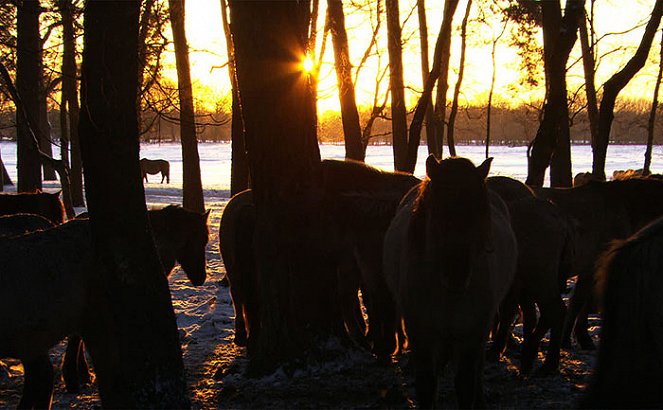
0,191 -> 65,225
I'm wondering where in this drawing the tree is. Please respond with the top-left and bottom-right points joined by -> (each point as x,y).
328,0 -> 364,161
482,3 -> 507,159
168,0 -> 204,212
446,0 -> 472,157
645,28 -> 663,175
230,0 -> 345,374
77,1 -> 188,406
578,1 -> 599,157
592,0 -> 663,180
220,0 -> 249,195
417,0 -> 436,156
16,0 -> 42,192
58,0 -> 84,207
525,0 -> 584,188
385,0 -> 408,171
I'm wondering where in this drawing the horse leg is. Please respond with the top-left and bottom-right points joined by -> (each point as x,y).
521,301 -> 554,375
538,297 -> 566,375
455,344 -> 487,409
18,354 -> 54,410
412,342 -> 437,409
487,287 -> 519,362
337,257 -> 369,349
562,272 -> 595,350
63,334 -> 91,392
574,301 -> 596,351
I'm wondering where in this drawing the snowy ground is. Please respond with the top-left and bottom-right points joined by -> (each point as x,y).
0,141 -> 628,408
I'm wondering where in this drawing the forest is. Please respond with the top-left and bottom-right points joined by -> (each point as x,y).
2,0 -> 663,408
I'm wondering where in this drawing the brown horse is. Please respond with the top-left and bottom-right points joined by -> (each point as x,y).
384,155 -> 517,408
536,177 -> 663,350
219,159 -> 420,355
140,158 -> 170,183
0,191 -> 65,224
0,213 -> 54,236
581,216 -> 663,408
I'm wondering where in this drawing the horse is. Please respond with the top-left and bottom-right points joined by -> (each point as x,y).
0,213 -> 54,236
140,158 -> 170,184
219,159 -> 420,355
0,191 -> 65,224
62,205 -> 210,392
535,177 -> 663,350
383,155 -> 517,408
580,216 -> 663,409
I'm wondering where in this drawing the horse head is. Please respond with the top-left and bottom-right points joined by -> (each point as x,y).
414,155 -> 493,292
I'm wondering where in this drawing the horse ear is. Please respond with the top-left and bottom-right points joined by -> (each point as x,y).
204,209 -> 211,220
477,157 -> 493,180
426,154 -> 439,178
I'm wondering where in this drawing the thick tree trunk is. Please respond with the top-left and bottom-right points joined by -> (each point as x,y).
16,0 -> 42,192
385,0 -> 408,171
220,0 -> 249,195
526,0 -> 583,188
645,29 -> 663,175
417,0 -> 436,156
328,0 -> 364,161
231,0 -> 345,375
59,0 -> 84,207
169,0 -> 204,212
446,0 -> 472,157
78,1 -> 188,407
593,0 -> 663,180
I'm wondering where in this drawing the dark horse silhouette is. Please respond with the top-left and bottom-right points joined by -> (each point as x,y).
384,155 -> 517,408
0,213 -> 54,236
535,177 -> 663,350
581,216 -> 663,409
0,205 -> 209,408
0,191 -> 65,224
219,159 -> 419,355
140,158 -> 170,184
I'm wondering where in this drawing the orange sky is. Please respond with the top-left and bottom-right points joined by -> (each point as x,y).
165,0 -> 661,114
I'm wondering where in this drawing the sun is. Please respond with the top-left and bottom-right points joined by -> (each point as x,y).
302,55 -> 314,74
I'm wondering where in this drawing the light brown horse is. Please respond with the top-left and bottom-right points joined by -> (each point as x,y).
140,158 -> 170,183
384,155 -> 517,408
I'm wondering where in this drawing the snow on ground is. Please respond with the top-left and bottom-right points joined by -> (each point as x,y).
0,141 -> 630,408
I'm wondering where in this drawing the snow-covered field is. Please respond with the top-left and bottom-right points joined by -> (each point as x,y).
0,141 -> 658,408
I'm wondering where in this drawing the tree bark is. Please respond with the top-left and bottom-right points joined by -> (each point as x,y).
593,0 -> 663,180
220,0 -> 249,195
578,6 -> 599,154
446,0 -> 472,157
78,1 -> 189,407
525,0 -> 583,188
169,0 -> 204,212
417,0 -> 436,156
59,0 -> 84,207
486,20 -> 507,159
645,28 -> 663,175
328,0 -> 364,161
16,0 -> 43,192
385,0 -> 408,171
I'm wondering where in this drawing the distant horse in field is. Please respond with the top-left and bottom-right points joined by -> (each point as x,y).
140,158 -> 170,184
0,213 -> 54,236
0,191 -> 65,224
536,177 -> 663,350
384,155 -> 517,408
219,159 -> 419,355
581,216 -> 663,409
63,205 -> 210,392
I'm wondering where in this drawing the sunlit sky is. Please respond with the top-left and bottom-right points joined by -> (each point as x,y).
165,0 -> 661,115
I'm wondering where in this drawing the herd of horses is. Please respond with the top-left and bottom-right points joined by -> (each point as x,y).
220,156 -> 663,408
1,153 -> 663,408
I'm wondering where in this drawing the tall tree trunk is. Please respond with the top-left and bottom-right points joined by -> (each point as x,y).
39,92 -> 56,180
578,5 -> 598,154
16,0 -> 42,192
417,0 -> 436,156
446,0 -> 472,157
59,0 -> 84,207
328,0 -> 364,161
432,0 -> 460,159
526,0 -> 583,188
231,0 -> 344,375
169,0 -> 204,212
220,0 -> 249,195
593,0 -> 663,180
385,0 -> 408,171
645,28 -> 663,175
78,1 -> 189,407
486,20 -> 507,159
